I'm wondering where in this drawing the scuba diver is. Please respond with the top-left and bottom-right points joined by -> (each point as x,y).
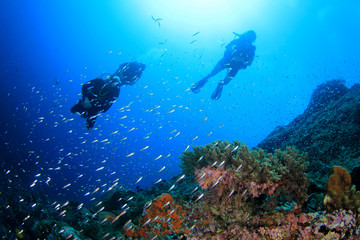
191,30 -> 256,100
71,62 -> 146,129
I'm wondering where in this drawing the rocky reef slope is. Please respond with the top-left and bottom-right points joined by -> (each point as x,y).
258,80 -> 360,188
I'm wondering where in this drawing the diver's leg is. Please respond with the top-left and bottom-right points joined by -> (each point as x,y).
223,67 -> 239,85
211,67 -> 239,100
209,59 -> 227,77
192,59 -> 226,93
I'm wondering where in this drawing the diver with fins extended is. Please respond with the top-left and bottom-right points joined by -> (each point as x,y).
71,62 -> 146,129
191,30 -> 256,100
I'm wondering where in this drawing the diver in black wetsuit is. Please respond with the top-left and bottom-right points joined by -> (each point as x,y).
191,30 -> 256,100
71,62 -> 146,129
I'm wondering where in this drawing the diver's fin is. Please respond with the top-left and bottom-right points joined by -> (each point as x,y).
86,116 -> 97,129
211,84 -> 223,100
191,78 -> 208,94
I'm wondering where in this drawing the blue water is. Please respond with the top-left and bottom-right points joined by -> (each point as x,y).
1,0 -> 359,203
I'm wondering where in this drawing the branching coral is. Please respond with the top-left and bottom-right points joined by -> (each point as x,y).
180,140 -> 240,175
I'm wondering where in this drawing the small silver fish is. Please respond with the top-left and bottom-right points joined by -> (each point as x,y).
210,161 -> 218,167
241,189 -> 248,197
198,173 -> 206,181
126,152 -> 134,157
162,201 -> 170,208
176,174 -> 185,183
195,193 -> 204,202
154,155 -> 162,161
191,187 -> 198,194
140,146 -> 149,151
212,176 -> 222,188
135,177 -> 142,184
231,145 -> 239,153
228,189 -> 235,198
168,184 -> 175,191
236,164 -> 243,172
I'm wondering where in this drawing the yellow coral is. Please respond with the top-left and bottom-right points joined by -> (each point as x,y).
326,166 -> 351,209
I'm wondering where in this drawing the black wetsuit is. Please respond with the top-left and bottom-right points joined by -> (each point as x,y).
71,78 -> 120,129
222,37 -> 256,77
71,61 -> 146,129
112,62 -> 146,86
191,33 -> 256,100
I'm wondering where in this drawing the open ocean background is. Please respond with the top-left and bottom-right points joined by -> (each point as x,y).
1,0 -> 359,204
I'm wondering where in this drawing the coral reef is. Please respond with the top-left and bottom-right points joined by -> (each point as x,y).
185,209 -> 360,239
5,80 -> 360,240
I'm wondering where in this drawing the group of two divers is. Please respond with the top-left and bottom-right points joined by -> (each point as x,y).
71,30 -> 257,129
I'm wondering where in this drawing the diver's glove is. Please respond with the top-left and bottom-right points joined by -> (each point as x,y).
82,97 -> 92,109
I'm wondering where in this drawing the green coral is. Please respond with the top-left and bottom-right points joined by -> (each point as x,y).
180,140 -> 244,175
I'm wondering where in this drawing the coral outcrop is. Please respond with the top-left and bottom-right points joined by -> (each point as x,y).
326,166 -> 352,208
324,166 -> 360,211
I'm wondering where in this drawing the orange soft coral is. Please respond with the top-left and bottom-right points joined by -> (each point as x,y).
124,194 -> 186,238
326,166 -> 351,209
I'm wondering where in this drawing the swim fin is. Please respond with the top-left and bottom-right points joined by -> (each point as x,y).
211,84 -> 223,100
191,78 -> 208,93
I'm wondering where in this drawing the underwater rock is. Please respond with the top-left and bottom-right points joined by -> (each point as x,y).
351,165 -> 360,190
258,80 -> 360,188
